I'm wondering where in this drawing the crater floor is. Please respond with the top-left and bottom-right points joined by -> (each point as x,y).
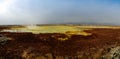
0,25 -> 120,59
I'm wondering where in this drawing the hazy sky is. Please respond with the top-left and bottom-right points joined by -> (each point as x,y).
0,0 -> 120,25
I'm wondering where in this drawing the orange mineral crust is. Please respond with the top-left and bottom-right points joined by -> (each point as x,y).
0,25 -> 120,59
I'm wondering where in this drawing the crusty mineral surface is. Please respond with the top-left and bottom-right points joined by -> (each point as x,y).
0,25 -> 120,59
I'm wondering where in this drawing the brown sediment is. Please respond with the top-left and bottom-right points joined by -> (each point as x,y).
0,26 -> 120,59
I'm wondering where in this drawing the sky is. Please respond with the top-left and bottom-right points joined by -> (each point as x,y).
0,0 -> 120,25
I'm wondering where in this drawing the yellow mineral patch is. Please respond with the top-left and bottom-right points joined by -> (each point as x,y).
2,25 -> 119,36
58,38 -> 68,41
65,31 -> 92,36
3,25 -> 90,34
